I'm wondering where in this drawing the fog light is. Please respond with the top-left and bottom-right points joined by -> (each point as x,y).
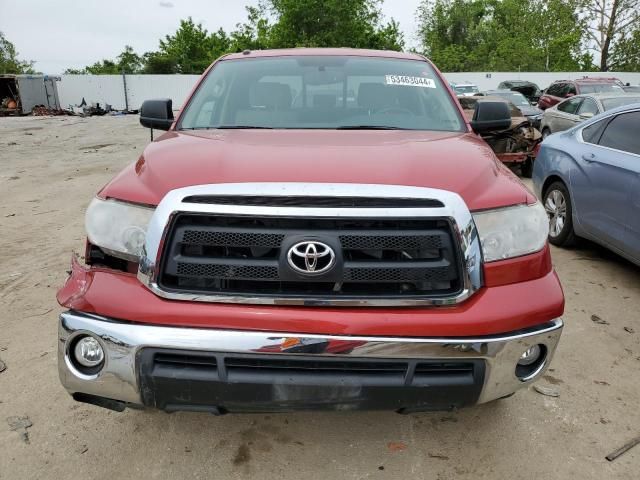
73,336 -> 104,367
518,344 -> 542,366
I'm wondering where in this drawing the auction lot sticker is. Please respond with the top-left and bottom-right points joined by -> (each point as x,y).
385,75 -> 436,88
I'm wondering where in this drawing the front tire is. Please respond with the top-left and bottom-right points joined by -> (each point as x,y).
543,181 -> 575,246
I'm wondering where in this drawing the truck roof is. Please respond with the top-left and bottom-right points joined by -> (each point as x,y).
222,48 -> 425,61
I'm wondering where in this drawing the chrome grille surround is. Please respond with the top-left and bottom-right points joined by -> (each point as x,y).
137,183 -> 483,306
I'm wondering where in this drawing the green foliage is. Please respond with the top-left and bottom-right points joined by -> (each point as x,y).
609,27 -> 640,71
418,0 -> 587,71
229,5 -> 272,52
265,0 -> 404,50
66,1 -> 403,74
61,0 -> 639,74
0,31 -> 34,74
153,18 -> 225,74
65,45 -> 142,74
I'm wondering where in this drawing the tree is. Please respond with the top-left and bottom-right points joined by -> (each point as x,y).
116,45 -> 143,73
609,25 -> 640,71
581,0 -> 640,71
0,31 -> 34,74
417,0 -> 586,71
229,5 -> 272,52
155,17 -> 218,73
265,0 -> 404,50
65,45 -> 142,74
66,2 -> 405,75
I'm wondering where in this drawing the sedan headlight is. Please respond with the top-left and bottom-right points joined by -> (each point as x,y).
472,203 -> 548,262
85,198 -> 155,261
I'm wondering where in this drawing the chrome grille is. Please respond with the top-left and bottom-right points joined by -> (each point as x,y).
158,214 -> 462,298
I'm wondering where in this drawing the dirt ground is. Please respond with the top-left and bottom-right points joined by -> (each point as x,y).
0,115 -> 639,480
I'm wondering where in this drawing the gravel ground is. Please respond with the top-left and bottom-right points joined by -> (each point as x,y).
1,115 -> 639,480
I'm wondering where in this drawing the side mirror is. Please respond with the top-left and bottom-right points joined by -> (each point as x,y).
579,112 -> 594,120
140,99 -> 174,130
470,101 -> 512,132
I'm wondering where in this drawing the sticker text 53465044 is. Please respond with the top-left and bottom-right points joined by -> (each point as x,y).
385,75 -> 436,88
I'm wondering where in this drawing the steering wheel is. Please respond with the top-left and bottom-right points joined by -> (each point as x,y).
376,106 -> 414,115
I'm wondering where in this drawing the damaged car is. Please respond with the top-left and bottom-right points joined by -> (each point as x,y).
459,95 -> 542,177
483,89 -> 543,128
497,80 -> 542,104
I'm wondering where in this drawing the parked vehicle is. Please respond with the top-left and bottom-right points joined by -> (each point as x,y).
459,95 -> 542,177
538,78 -> 624,110
483,89 -> 543,127
534,103 -> 640,265
540,93 -> 640,138
452,81 -> 480,96
497,80 -> 542,104
57,49 -> 563,414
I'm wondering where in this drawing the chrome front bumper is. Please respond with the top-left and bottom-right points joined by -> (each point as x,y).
58,311 -> 563,410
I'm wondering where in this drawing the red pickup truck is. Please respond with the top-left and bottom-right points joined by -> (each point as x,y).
57,48 -> 564,414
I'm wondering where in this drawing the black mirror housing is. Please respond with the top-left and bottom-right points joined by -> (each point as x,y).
140,99 -> 174,130
470,101 -> 512,132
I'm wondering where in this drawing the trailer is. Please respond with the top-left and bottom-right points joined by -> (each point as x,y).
0,74 -> 61,115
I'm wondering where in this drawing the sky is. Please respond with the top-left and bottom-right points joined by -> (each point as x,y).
0,0 -> 423,74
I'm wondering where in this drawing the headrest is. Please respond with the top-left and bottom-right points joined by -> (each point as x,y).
250,82 -> 292,110
313,94 -> 337,108
357,83 -> 389,110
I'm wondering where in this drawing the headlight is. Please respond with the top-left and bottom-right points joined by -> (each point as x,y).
530,113 -> 543,121
472,203 -> 548,262
85,198 -> 154,261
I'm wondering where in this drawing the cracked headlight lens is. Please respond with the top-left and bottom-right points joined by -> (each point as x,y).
473,203 -> 548,262
85,198 -> 154,261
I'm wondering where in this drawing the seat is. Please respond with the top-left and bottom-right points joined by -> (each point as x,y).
235,82 -> 295,126
249,82 -> 292,110
357,83 -> 391,112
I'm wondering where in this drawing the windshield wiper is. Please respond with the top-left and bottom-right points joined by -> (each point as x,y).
181,125 -> 273,130
336,125 -> 404,130
216,125 -> 273,129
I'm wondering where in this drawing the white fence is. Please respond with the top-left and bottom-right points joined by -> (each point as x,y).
57,71 -> 640,111
58,74 -> 200,111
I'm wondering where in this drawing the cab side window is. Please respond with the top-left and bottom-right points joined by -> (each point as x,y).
557,97 -> 582,115
546,83 -> 563,97
581,119 -> 607,144
597,111 -> 640,155
566,83 -> 577,96
577,98 -> 599,116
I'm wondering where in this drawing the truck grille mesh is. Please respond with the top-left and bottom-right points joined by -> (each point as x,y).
158,213 -> 462,299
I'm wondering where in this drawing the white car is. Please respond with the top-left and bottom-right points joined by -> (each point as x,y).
540,92 -> 640,138
452,82 -> 480,96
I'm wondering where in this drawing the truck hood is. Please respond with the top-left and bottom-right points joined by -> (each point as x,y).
101,129 -> 533,211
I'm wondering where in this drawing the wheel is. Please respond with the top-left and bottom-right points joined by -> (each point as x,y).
542,128 -> 551,140
543,181 -> 576,246
521,158 -> 533,178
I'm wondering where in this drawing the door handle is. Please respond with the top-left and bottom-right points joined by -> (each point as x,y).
582,153 -> 596,163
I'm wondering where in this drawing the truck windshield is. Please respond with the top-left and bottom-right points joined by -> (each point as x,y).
579,83 -> 624,94
178,56 -> 464,132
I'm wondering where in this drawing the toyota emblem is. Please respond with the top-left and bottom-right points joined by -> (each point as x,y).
287,241 -> 336,275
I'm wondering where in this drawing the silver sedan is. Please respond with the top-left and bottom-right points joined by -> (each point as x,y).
540,92 -> 640,139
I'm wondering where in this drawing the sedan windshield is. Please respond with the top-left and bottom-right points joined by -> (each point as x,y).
602,96 -> 640,110
454,85 -> 479,94
491,91 -> 530,107
178,56 -> 464,131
